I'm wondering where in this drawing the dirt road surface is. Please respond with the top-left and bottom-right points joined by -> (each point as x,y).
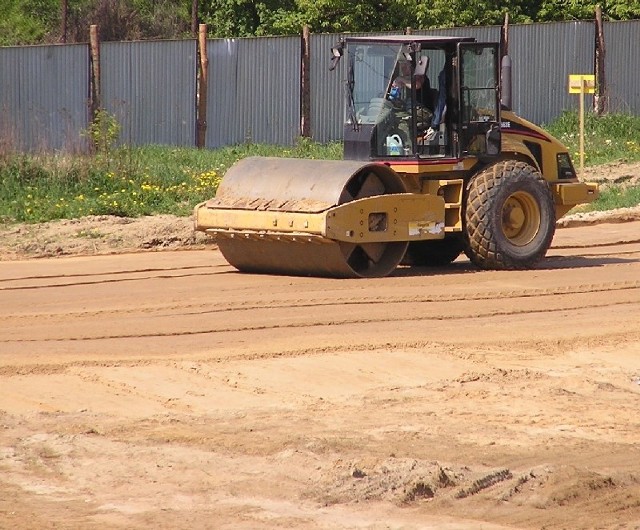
1,219 -> 640,529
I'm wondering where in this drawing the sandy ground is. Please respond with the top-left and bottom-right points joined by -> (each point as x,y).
1,162 -> 640,529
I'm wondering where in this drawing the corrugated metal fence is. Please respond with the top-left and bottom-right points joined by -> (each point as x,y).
605,20 -> 640,114
102,40 -> 197,146
0,20 -> 638,152
0,44 -> 89,152
205,36 -> 301,148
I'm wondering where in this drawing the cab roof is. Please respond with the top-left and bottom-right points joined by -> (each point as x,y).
344,35 -> 477,45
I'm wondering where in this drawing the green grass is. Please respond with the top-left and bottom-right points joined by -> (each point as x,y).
544,111 -> 640,166
0,140 -> 342,224
544,111 -> 640,213
1,112 -> 639,225
587,184 -> 640,212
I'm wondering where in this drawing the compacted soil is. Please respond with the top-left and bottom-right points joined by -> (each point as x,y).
1,161 -> 639,529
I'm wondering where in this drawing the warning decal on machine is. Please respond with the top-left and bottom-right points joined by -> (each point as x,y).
408,221 -> 444,236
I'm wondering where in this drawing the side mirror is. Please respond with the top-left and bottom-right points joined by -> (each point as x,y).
329,41 -> 344,71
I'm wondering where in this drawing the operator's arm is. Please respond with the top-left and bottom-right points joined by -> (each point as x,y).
393,74 -> 425,90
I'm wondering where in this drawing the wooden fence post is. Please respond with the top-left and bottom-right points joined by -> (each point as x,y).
500,12 -> 510,60
594,5 -> 607,116
300,25 -> 311,138
89,24 -> 101,117
196,23 -> 209,148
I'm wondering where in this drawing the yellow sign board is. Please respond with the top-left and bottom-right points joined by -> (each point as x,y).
568,74 -> 595,179
568,74 -> 595,94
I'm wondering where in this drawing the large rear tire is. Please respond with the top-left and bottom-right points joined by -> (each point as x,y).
464,160 -> 556,270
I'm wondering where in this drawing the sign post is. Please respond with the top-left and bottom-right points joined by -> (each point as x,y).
568,74 -> 595,179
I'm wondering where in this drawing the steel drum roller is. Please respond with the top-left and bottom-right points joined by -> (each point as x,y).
204,157 -> 409,278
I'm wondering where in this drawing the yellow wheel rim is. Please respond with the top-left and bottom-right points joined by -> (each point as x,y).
501,191 -> 540,246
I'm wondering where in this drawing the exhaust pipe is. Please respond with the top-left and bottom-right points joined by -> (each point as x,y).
501,54 -> 512,110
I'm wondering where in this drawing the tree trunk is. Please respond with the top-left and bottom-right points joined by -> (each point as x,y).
60,0 -> 68,43
191,0 -> 199,37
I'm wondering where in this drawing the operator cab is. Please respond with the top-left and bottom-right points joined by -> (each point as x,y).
337,36 -> 501,162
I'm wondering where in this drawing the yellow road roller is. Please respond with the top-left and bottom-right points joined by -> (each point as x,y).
195,35 -> 598,278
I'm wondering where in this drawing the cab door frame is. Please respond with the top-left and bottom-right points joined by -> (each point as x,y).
456,42 -> 501,159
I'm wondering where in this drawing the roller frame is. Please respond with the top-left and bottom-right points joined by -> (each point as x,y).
195,192 -> 446,244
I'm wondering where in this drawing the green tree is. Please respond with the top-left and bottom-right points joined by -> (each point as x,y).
64,0 -> 191,42
199,0 -> 294,37
537,0 -> 640,21
2,0 -> 640,46
278,0 -> 415,34
0,0 -> 58,44
416,0 -> 537,28
200,0 -> 427,37
200,0 -> 542,38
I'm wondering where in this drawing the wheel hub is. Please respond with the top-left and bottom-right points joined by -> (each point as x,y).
501,191 -> 540,246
